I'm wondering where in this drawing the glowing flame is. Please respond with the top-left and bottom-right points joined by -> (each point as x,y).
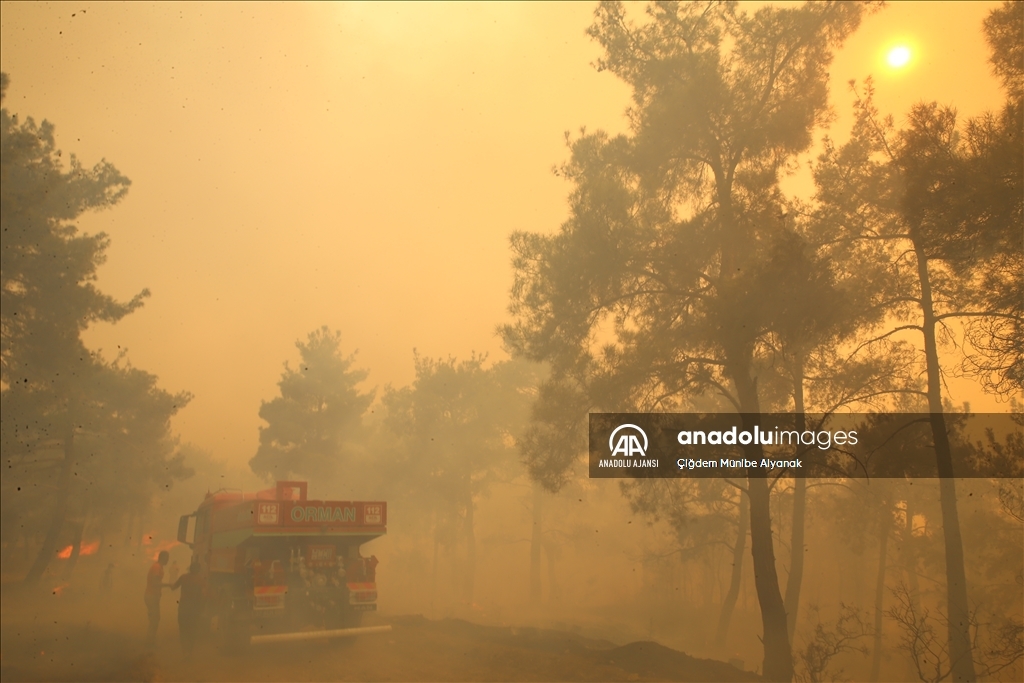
56,541 -> 100,559
141,531 -> 182,560
51,583 -> 70,596
151,538 -> 181,560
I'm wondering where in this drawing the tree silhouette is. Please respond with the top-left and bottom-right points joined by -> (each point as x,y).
503,4 -> 869,678
811,11 -> 1023,670
381,354 -> 539,607
0,73 -> 191,582
250,326 -> 373,481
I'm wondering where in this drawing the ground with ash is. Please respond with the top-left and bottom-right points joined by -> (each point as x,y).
1,586 -> 758,682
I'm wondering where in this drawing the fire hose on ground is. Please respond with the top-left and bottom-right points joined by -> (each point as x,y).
250,624 -> 393,645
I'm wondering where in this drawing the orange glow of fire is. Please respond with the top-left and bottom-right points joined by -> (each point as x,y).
151,538 -> 181,560
56,541 -> 100,559
51,583 -> 69,596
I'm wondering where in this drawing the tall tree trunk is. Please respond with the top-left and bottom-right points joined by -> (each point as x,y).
464,487 -> 476,605
914,241 -> 976,682
530,485 -> 543,602
748,473 -> 792,682
785,477 -> 806,641
870,499 -> 892,681
25,422 -> 75,583
784,369 -> 808,642
902,496 -> 924,682
901,497 -> 923,617
715,489 -> 749,648
543,538 -> 560,602
123,513 -> 134,547
733,366 -> 794,683
431,513 -> 439,613
62,519 -> 86,578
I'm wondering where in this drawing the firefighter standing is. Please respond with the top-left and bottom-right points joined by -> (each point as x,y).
171,560 -> 205,654
144,550 -> 170,648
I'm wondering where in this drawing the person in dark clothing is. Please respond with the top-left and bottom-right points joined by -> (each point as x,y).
144,551 -> 170,648
171,560 -> 206,655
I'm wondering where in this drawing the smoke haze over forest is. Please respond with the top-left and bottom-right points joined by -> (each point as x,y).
0,1 -> 1009,465
1,2 -> 1021,682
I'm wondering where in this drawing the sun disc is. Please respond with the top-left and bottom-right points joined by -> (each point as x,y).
887,46 -> 912,69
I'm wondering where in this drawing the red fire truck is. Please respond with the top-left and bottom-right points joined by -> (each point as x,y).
177,481 -> 388,649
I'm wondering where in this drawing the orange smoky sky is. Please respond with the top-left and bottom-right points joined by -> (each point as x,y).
0,2 -> 1007,467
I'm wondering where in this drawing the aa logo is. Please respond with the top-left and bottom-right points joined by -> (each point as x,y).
609,424 -> 648,457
